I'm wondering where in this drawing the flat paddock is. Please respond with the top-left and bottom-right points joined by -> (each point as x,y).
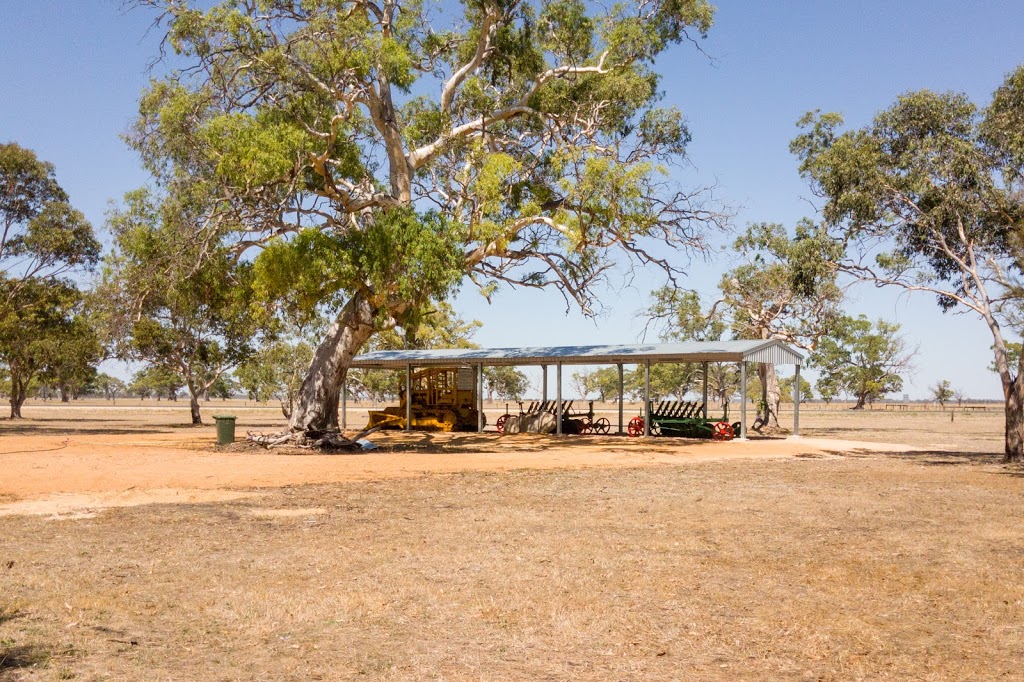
2,401 -> 1022,679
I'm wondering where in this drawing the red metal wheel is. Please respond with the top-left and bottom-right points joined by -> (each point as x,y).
712,421 -> 735,441
495,414 -> 509,434
593,417 -> 611,434
578,416 -> 593,434
627,416 -> 645,437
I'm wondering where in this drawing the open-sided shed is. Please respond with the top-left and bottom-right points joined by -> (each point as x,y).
348,339 -> 804,438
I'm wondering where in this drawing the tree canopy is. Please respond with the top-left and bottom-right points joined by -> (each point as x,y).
98,188 -> 267,424
810,316 -> 914,410
0,143 -> 100,307
792,65 -> 1024,457
132,0 -> 726,437
647,220 -> 842,428
0,143 -> 101,418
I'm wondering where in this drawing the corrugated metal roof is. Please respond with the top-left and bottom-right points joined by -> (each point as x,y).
350,340 -> 803,368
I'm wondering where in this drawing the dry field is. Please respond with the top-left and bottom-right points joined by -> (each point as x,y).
2,400 -> 1023,680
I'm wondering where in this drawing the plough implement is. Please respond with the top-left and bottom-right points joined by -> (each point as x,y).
496,400 -> 611,435
627,400 -> 741,440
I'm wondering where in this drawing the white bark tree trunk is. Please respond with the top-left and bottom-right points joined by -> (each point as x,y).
756,363 -> 781,429
289,293 -> 379,435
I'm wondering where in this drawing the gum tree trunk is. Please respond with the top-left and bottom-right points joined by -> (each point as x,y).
1005,378 -> 1024,462
289,293 -> 379,436
8,368 -> 30,419
186,380 -> 203,425
756,363 -> 781,429
984,321 -> 1024,462
9,385 -> 26,419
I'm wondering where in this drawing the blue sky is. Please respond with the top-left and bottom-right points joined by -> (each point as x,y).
2,0 -> 1023,398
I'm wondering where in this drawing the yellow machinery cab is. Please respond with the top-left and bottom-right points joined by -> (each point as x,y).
367,366 -> 483,431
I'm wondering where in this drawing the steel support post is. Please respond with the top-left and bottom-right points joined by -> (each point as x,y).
556,363 -> 563,435
644,361 -> 651,437
405,364 -> 412,432
478,364 -> 484,433
739,362 -> 747,440
793,364 -> 801,438
702,362 -> 709,419
617,363 -> 624,435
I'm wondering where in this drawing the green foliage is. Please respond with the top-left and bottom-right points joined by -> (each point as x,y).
792,67 -> 1024,313
254,207 -> 464,327
988,343 -> 1022,374
484,366 -> 530,401
624,363 -> 700,402
570,367 -> 621,402
98,188 -> 268,422
132,0 -> 721,323
235,339 -> 315,416
90,373 -> 127,400
779,375 -> 813,404
36,312 -> 102,399
129,0 -> 727,432
723,220 -> 844,345
0,143 -> 100,294
0,280 -> 98,415
810,316 -> 915,409
931,379 -> 954,407
0,143 -> 100,415
129,366 -> 182,400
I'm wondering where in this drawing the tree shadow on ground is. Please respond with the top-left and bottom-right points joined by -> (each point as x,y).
0,644 -> 51,678
824,447 -> 1011,468
0,606 -> 22,626
370,431 -> 741,454
0,420 -> 168,437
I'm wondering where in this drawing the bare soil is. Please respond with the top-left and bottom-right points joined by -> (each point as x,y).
2,400 -> 1022,680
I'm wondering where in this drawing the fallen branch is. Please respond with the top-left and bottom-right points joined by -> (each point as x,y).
245,425 -> 388,451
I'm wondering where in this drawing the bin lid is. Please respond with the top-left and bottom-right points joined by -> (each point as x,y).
212,414 -> 237,420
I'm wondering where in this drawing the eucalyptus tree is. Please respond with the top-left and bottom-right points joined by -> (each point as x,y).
92,373 -> 128,401
1,144 -> 101,417
932,380 -> 954,409
37,314 -> 103,402
0,143 -> 100,308
0,282 -> 100,417
779,375 -> 812,404
649,221 -> 843,428
129,366 -> 183,400
99,189 -> 266,424
792,65 -> 1024,459
131,0 -> 725,439
236,340 -> 315,414
645,288 -> 738,411
811,316 -> 914,410
484,366 -> 530,401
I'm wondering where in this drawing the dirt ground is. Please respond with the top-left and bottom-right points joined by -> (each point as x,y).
2,400 -> 1022,679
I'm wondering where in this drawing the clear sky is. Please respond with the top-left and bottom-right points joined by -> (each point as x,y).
2,0 -> 1023,399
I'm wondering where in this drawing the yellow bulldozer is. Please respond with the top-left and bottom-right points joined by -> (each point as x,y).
366,366 -> 484,432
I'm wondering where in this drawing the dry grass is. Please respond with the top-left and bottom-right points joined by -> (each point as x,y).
3,457 -> 1024,680
2,401 -> 1023,680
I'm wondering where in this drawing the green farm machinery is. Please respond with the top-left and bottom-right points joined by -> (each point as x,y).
627,400 -> 741,441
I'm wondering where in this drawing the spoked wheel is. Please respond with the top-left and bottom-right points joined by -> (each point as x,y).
712,421 -> 735,441
592,417 -> 611,435
578,417 -> 593,434
627,416 -> 646,437
495,414 -> 510,434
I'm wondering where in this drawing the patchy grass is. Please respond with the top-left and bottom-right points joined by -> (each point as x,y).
3,455 -> 1024,680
